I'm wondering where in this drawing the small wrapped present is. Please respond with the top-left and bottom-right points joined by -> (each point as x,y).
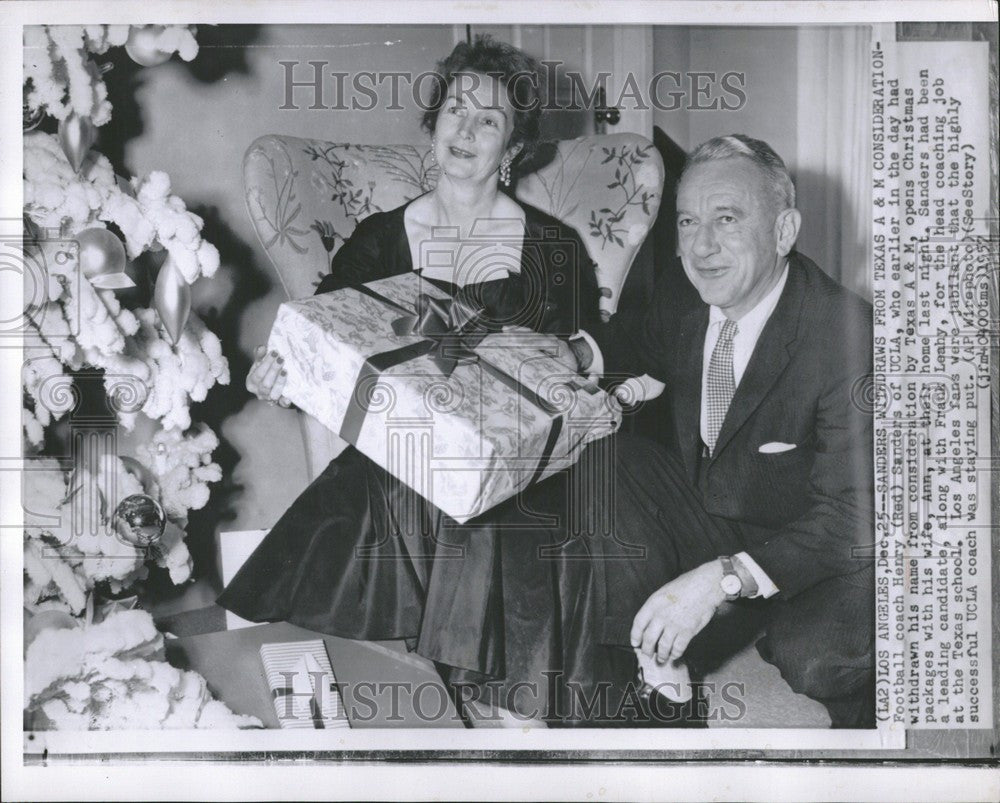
259,640 -> 349,729
268,271 -> 621,522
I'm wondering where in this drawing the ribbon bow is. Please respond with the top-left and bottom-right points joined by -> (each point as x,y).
391,293 -> 489,376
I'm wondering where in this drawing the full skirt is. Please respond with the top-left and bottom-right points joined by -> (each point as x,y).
217,445 -> 621,723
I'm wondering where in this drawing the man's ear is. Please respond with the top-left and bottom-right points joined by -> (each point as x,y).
775,208 -> 801,257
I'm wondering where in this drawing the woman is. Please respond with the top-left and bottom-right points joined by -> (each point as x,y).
219,37 -> 615,726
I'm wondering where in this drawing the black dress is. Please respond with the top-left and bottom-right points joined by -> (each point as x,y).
218,199 -> 615,723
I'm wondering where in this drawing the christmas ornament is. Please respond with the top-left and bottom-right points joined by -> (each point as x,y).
58,112 -> 96,173
153,257 -> 191,345
23,214 -> 41,244
115,174 -> 135,198
23,101 -> 45,132
125,25 -> 173,68
113,494 -> 166,548
75,227 -> 136,290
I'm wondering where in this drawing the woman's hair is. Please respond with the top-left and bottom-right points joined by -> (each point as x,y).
421,35 -> 543,173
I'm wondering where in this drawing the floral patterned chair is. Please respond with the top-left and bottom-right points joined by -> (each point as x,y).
243,133 -> 665,480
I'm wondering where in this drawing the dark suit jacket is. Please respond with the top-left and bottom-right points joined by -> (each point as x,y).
598,252 -> 874,598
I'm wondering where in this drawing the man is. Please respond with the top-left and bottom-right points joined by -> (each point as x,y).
573,134 -> 875,728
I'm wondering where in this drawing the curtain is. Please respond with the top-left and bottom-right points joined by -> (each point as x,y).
795,26 -> 873,300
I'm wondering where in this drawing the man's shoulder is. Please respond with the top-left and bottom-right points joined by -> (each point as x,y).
790,252 -> 872,374
792,252 -> 872,324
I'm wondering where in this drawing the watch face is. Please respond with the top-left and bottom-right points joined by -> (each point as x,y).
721,574 -> 742,595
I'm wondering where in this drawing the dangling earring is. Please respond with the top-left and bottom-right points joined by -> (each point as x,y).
499,155 -> 511,187
430,137 -> 437,164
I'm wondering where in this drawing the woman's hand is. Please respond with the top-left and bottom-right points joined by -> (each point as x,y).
501,325 -> 581,374
246,345 -> 292,407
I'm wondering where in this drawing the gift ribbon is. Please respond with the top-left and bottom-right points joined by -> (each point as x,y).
272,653 -> 336,729
391,292 -> 489,376
353,283 -> 490,377
340,281 -> 576,496
273,687 -> 327,728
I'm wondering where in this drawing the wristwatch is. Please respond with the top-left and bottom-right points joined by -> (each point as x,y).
718,555 -> 743,601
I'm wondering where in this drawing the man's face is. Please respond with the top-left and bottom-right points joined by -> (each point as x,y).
676,157 -> 787,319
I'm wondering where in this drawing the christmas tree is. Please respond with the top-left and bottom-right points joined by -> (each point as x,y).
21,24 -> 257,730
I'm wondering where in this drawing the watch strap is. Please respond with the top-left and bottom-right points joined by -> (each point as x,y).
730,554 -> 759,598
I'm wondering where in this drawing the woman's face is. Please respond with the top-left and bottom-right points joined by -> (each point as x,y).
433,72 -> 520,185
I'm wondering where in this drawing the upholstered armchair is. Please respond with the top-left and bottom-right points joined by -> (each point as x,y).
243,133 -> 665,480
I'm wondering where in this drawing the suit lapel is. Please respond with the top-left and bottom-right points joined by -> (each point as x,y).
674,305 -> 709,483
712,258 -> 807,459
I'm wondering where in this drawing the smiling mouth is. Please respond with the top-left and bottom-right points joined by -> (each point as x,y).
448,146 -> 476,159
697,266 -> 730,278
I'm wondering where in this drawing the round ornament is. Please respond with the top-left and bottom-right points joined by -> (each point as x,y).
113,494 -> 167,548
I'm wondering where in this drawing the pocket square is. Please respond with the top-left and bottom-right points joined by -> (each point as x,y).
758,441 -> 797,454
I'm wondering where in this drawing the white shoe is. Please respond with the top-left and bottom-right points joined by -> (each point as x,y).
463,699 -> 549,729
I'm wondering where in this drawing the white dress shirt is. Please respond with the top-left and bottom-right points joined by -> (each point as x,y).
700,263 -> 790,599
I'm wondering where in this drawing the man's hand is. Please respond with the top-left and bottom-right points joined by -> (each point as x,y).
631,560 -> 726,663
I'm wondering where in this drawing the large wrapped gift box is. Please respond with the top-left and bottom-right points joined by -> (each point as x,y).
267,271 -> 620,522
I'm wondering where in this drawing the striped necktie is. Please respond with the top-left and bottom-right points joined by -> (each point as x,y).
706,319 -> 738,456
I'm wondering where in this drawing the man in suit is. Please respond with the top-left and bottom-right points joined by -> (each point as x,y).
571,134 -> 875,728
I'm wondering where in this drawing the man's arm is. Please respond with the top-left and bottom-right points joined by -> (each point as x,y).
632,294 -> 874,660
576,268 -> 685,381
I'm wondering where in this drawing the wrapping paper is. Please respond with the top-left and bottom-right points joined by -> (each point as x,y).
268,271 -> 620,522
259,640 -> 349,729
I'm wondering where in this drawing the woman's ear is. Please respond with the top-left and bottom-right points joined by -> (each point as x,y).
505,141 -> 523,162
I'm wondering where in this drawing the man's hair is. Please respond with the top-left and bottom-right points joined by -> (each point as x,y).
682,134 -> 796,210
421,35 -> 542,175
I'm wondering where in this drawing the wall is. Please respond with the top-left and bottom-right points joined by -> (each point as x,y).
651,26 -> 691,149
685,27 -> 799,173
653,26 -> 800,167
652,26 -> 871,290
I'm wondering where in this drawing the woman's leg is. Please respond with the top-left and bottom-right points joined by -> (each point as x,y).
217,447 -> 427,639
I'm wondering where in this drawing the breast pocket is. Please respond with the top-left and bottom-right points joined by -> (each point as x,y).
746,438 -> 816,525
